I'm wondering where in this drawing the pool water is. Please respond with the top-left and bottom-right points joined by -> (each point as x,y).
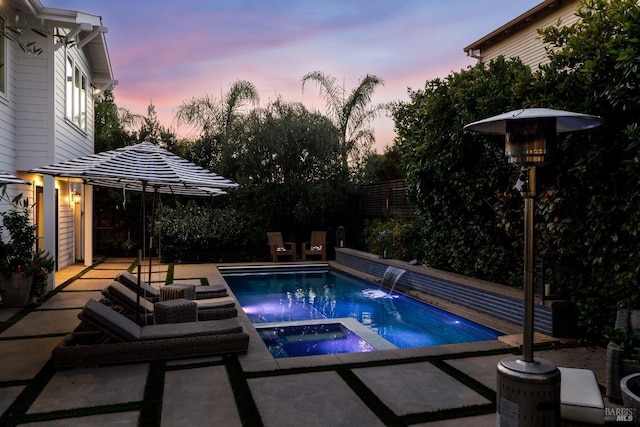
222,267 -> 502,353
258,323 -> 376,358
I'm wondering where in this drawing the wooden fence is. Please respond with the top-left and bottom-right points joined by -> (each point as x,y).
359,179 -> 415,218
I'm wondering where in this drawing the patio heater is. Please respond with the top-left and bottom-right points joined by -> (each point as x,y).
465,108 -> 601,426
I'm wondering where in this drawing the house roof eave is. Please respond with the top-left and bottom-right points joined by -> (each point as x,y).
463,0 -> 576,56
20,0 -> 116,92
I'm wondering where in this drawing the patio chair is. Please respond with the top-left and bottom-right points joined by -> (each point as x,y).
267,232 -> 296,262
102,281 -> 237,322
52,299 -> 249,368
115,270 -> 228,301
302,230 -> 327,261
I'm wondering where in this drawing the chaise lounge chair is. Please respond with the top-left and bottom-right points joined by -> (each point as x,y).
115,270 -> 228,301
267,232 -> 296,262
51,299 -> 249,368
102,281 -> 238,322
302,230 -> 327,261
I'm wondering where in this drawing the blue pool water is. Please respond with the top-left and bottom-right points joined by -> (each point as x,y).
222,267 -> 501,352
258,323 -> 376,358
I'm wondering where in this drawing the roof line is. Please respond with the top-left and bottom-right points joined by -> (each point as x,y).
463,0 -> 576,54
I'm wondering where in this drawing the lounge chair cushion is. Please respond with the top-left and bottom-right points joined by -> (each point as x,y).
194,297 -> 236,309
559,367 -> 604,425
82,299 -> 142,341
116,270 -> 228,298
139,318 -> 243,340
104,281 -> 156,312
106,281 -> 236,311
116,271 -> 159,297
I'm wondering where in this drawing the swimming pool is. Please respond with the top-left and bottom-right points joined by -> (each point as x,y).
221,265 -> 502,356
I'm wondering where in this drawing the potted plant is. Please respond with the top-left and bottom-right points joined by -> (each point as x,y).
605,322 -> 640,403
0,190 -> 54,307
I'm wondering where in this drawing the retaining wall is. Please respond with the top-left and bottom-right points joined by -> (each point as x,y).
335,248 -> 574,337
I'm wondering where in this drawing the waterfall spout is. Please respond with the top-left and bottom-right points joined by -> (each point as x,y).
381,266 -> 406,297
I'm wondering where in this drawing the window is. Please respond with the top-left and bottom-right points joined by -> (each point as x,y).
0,16 -> 6,94
65,56 -> 87,130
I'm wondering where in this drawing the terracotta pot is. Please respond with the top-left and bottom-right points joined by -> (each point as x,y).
0,273 -> 33,307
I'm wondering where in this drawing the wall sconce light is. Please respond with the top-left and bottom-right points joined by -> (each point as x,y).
69,182 -> 82,204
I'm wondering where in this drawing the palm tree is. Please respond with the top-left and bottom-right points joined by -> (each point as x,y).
302,71 -> 386,169
174,80 -> 259,137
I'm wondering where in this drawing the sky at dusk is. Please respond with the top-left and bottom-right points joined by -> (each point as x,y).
46,0 -> 543,152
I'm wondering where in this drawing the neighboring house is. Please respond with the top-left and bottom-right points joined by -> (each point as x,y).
0,0 -> 116,289
463,0 -> 579,70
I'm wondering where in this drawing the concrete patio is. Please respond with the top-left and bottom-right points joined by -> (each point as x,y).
0,258 -> 613,426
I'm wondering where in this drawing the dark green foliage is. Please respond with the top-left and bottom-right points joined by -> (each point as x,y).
393,0 -> 640,337
394,57 -> 533,286
361,217 -> 426,262
155,200 -> 266,263
0,189 -> 54,298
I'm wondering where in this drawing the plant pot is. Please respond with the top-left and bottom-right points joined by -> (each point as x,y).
621,373 -> 640,425
0,273 -> 33,307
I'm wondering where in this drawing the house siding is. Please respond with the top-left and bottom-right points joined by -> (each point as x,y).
478,2 -> 580,70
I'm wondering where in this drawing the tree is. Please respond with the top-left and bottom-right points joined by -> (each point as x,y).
393,0 -> 640,336
394,57 -> 534,286
229,99 -> 346,235
174,80 -> 259,174
532,0 -> 640,334
94,91 -> 136,152
302,71 -> 387,171
361,144 -> 405,184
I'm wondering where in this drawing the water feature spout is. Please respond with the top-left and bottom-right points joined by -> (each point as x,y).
380,266 -> 406,297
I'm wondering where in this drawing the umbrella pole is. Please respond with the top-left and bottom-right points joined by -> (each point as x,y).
136,249 -> 142,324
148,186 -> 158,286
137,182 -> 147,325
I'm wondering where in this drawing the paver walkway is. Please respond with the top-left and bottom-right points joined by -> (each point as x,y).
0,258 -> 610,426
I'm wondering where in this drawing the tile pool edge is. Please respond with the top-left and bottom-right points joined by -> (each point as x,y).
255,317 -> 399,353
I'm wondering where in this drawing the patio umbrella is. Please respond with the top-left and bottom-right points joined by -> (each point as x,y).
30,138 -> 239,321
0,170 -> 30,185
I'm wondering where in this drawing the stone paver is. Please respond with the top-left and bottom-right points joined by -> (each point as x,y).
19,411 -> 139,426
0,337 -> 62,381
93,262 -> 133,271
38,291 -> 103,310
0,310 -> 81,337
78,270 -> 118,280
445,354 -> 504,392
28,365 -> 149,413
162,366 -> 241,427
0,386 -> 24,415
411,413 -> 496,426
63,278 -> 112,291
353,361 -> 490,415
248,371 -> 385,427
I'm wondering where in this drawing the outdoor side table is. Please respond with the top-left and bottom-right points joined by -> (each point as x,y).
154,298 -> 197,324
159,284 -> 196,301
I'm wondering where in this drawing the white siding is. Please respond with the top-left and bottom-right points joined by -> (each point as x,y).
53,39 -> 95,163
479,2 -> 580,70
0,6 -> 18,173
